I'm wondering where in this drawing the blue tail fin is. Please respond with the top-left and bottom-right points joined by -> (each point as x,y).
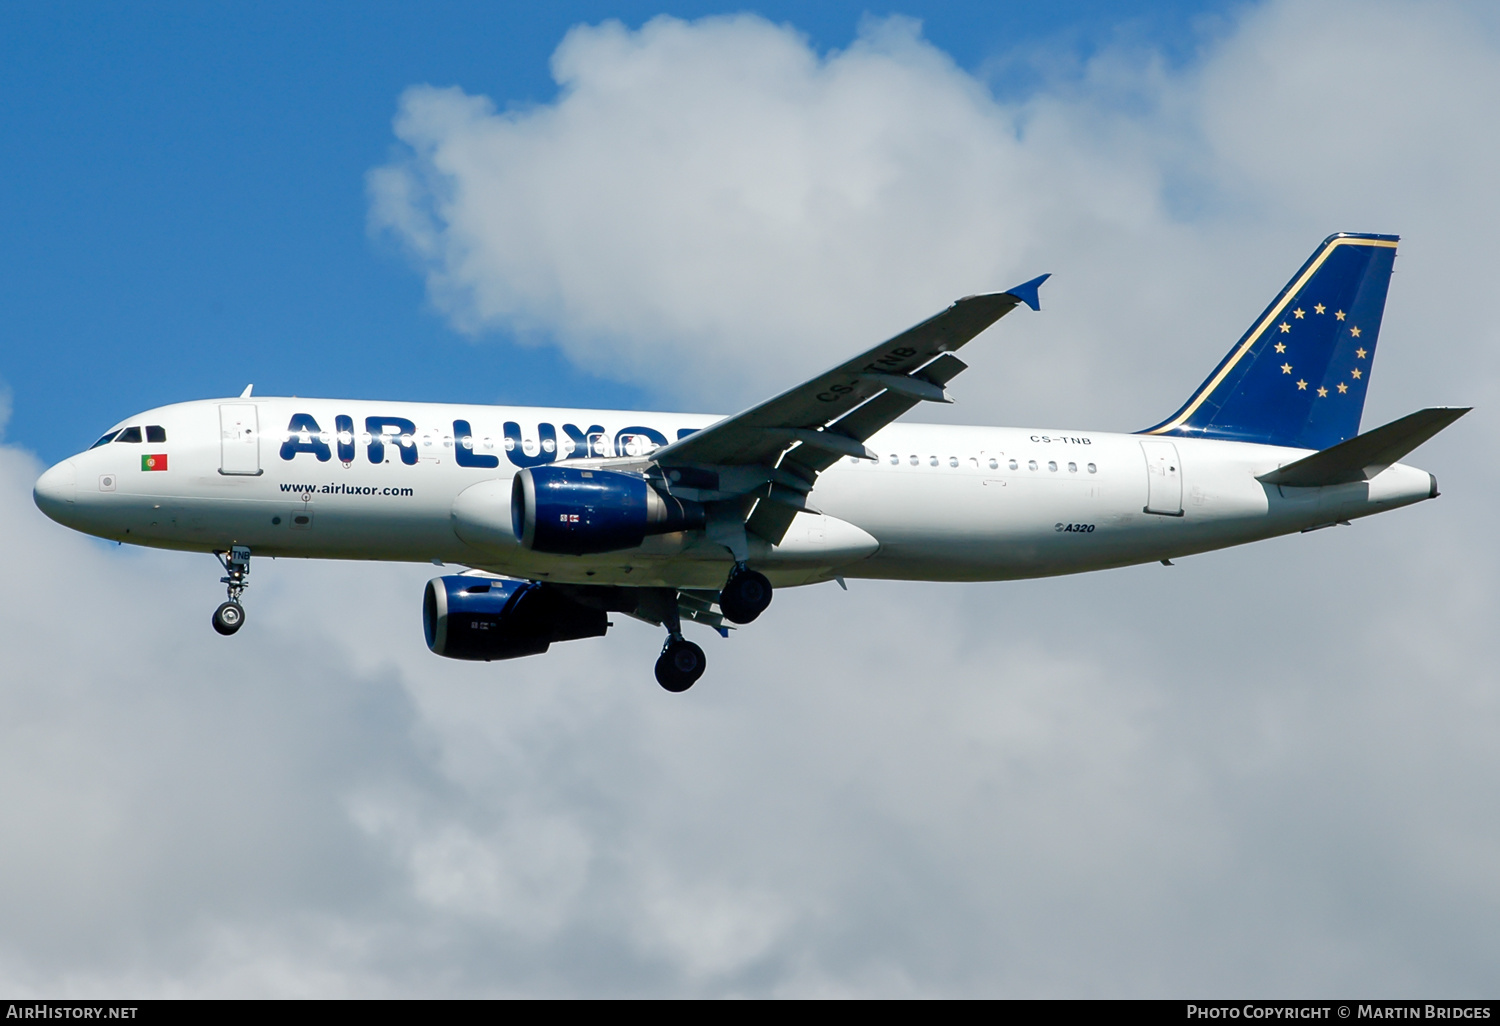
1141,233 -> 1399,450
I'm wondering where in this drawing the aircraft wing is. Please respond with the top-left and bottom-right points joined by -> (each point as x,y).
648,275 -> 1049,545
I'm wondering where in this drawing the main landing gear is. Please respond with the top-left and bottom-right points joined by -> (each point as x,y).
718,562 -> 772,624
651,592 -> 706,693
212,545 -> 251,636
646,565 -> 770,692
656,635 -> 707,693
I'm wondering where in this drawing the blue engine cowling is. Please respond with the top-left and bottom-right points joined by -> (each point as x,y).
511,465 -> 705,555
423,576 -> 608,661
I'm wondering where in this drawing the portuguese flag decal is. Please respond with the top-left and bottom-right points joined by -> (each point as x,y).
141,453 -> 168,471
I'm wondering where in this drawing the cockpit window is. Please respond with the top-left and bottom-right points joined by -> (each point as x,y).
89,431 -> 120,449
114,427 -> 142,443
146,425 -> 166,443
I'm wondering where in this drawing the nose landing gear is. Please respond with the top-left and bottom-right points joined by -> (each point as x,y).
212,601 -> 244,635
212,546 -> 251,636
718,562 -> 772,624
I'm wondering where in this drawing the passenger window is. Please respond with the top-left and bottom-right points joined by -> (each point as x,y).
1009,459 -> 1018,470
948,457 -> 959,468
115,427 -> 142,443
988,458 -> 999,469
146,425 -> 166,443
1027,460 -> 1037,471
889,454 -> 899,465
909,455 -> 919,465
929,456 -> 938,466
90,431 -> 120,449
1087,463 -> 1097,474
1048,461 -> 1057,472
1068,462 -> 1077,473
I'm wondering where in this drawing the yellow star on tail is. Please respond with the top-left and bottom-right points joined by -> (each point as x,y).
1351,326 -> 1361,338
1337,382 -> 1348,394
1281,363 -> 1293,374
1294,308 -> 1305,319
1351,368 -> 1362,379
1355,347 -> 1367,359
1317,386 -> 1328,397
1335,310 -> 1346,321
1314,303 -> 1326,314
1274,342 -> 1286,353
1297,379 -> 1308,390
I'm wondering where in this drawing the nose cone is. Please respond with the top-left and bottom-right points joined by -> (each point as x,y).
34,459 -> 77,521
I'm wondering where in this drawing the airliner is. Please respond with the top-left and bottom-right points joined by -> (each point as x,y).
32,234 -> 1467,691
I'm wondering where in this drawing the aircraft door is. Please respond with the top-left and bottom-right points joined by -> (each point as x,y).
1140,440 -> 1183,516
219,404 -> 262,476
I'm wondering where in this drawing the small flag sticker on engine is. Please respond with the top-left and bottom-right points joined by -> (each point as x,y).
142,454 -> 168,471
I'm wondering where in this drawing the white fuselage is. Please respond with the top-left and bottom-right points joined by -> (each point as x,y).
34,397 -> 1438,590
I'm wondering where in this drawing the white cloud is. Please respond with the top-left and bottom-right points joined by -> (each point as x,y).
359,0 -> 1500,990
368,13 -> 1080,405
369,3 -> 1500,433
5,0 -> 1500,997
2,426 -> 1499,993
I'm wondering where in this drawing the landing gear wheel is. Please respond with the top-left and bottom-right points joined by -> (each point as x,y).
719,566 -> 772,624
212,601 -> 245,636
213,547 -> 252,636
655,637 -> 706,693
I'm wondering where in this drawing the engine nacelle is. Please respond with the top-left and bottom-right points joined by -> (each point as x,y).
511,466 -> 705,555
423,576 -> 608,661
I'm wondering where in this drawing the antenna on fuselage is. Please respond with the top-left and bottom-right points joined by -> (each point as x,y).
240,384 -> 254,398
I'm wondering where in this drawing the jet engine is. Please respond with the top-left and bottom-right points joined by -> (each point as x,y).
423,575 -> 608,661
510,466 -> 705,555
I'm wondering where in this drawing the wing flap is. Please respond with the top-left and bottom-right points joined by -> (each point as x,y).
746,490 -> 799,545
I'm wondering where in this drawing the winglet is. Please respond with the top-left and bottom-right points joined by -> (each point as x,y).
1004,273 -> 1051,312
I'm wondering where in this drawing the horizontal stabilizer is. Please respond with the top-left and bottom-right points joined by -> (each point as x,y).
1257,407 -> 1470,487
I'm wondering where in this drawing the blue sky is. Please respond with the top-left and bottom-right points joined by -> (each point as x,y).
0,1 -> 1234,463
